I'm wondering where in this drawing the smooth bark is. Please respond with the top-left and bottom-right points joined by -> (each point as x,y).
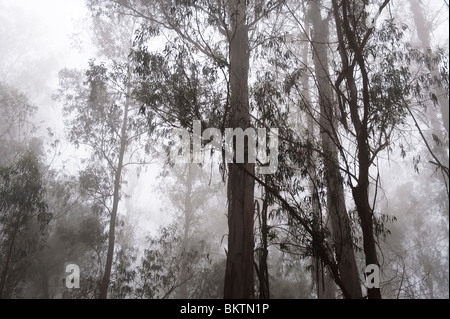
409,0 -> 449,137
332,0 -> 382,298
224,0 -> 255,299
176,165 -> 193,299
310,1 -> 362,299
98,76 -> 131,299
0,214 -> 21,299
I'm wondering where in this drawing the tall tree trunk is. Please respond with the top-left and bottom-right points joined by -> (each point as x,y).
307,118 -> 336,299
409,0 -> 449,138
255,190 -> 270,299
0,214 -> 21,299
409,0 -> 449,192
310,1 -> 362,299
224,0 -> 255,299
176,164 -> 193,299
98,75 -> 131,299
299,22 -> 336,298
344,0 -> 381,299
332,0 -> 381,299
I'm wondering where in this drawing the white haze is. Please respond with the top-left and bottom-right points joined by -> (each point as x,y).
0,0 -> 448,299
0,0 -> 171,246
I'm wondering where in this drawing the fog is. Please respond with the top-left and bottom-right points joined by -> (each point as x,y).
0,0 -> 448,300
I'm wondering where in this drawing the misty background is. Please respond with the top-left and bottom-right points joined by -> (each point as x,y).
0,0 -> 448,299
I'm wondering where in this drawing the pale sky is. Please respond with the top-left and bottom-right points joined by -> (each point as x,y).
0,2 -> 172,239
1,0 -> 91,65
1,0 -> 94,158
0,0 -> 448,249
1,0 -> 94,134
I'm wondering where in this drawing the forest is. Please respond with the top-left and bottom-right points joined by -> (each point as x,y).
0,0 -> 448,300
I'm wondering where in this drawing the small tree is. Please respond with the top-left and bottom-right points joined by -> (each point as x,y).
0,151 -> 50,298
0,83 -> 37,167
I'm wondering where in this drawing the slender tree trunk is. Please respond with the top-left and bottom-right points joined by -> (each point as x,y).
224,0 -> 255,299
98,75 -> 131,299
307,122 -> 336,299
332,0 -> 381,299
345,0 -> 381,298
0,213 -> 21,299
409,0 -> 449,138
299,23 -> 336,298
176,164 -> 193,299
256,190 -> 270,299
310,1 -> 362,299
409,0 -> 449,192
340,0 -> 381,299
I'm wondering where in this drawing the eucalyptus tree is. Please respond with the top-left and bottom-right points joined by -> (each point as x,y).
0,84 -> 49,299
329,0 -> 401,299
409,0 -> 449,137
164,164 -> 222,298
247,1 -> 364,298
88,0 -> 287,298
307,0 -> 362,299
131,154 -> 226,299
407,0 -> 449,192
0,151 -> 50,298
40,173 -> 109,299
136,223 -> 199,299
54,10 -> 151,298
0,83 -> 38,167
264,2 -> 338,298
81,0 -> 449,300
248,0 -> 448,300
329,0 -> 448,298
